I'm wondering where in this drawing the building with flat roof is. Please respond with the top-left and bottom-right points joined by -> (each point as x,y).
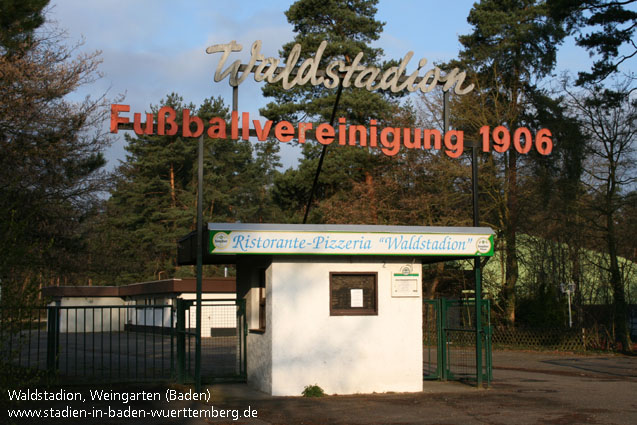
179,223 -> 494,395
42,277 -> 236,336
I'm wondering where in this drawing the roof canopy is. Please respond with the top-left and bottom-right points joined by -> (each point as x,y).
178,223 -> 494,265
42,278 -> 236,299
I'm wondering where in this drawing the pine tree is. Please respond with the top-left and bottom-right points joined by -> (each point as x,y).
452,0 -> 567,324
261,0 -> 400,223
0,0 -> 49,55
548,0 -> 637,85
98,95 -> 281,283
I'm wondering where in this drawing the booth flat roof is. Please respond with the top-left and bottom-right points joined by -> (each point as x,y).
42,277 -> 236,298
207,223 -> 494,234
178,223 -> 495,265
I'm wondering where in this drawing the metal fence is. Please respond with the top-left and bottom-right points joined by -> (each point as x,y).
423,300 -> 441,379
0,306 -> 49,373
176,299 -> 246,384
423,298 -> 492,385
491,325 -> 612,351
443,299 -> 491,384
1,301 -> 245,384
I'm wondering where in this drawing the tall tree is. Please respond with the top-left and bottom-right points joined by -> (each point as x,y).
262,0 -> 399,223
0,1 -> 109,302
564,80 -> 636,351
97,95 -> 281,283
453,0 -> 567,324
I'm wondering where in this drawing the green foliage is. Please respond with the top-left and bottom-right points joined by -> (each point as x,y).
522,88 -> 585,204
262,0 -> 404,223
451,0 -> 571,325
262,0 -> 387,123
93,94 -> 282,283
516,283 -> 567,328
459,0 -> 566,83
548,0 -> 637,85
1,0 -> 634,344
0,0 -> 49,54
302,384 -> 325,397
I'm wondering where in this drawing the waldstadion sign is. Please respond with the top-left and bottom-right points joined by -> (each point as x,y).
206,40 -> 475,95
208,224 -> 494,257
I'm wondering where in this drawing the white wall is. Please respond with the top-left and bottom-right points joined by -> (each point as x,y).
55,293 -> 238,336
246,265 -> 272,394
180,293 -> 237,337
56,297 -> 126,333
268,257 -> 423,396
126,306 -> 172,329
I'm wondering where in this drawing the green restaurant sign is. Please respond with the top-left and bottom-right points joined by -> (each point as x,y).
207,224 -> 494,257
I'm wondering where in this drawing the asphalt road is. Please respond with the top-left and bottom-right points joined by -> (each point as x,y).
206,350 -> 637,424
4,350 -> 637,425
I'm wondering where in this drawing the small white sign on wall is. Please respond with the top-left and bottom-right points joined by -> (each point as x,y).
350,289 -> 364,307
392,266 -> 421,297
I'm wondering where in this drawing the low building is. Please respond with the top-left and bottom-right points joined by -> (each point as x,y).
179,223 -> 495,395
42,277 -> 236,336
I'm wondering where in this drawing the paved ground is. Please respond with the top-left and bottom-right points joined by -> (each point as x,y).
208,350 -> 637,425
4,331 -> 240,380
4,350 -> 637,425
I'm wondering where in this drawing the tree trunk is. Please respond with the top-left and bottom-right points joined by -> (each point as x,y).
607,210 -> 632,352
425,262 -> 445,300
170,162 -> 176,207
502,150 -> 519,326
365,172 -> 378,224
571,246 -> 583,327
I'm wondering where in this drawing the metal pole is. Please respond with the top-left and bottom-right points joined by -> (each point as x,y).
472,138 -> 483,388
176,299 -> 185,384
443,91 -> 449,137
303,82 -> 344,224
195,133 -> 203,392
567,290 -> 573,328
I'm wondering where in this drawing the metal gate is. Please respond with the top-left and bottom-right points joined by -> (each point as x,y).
1,304 -> 176,382
2,300 -> 246,384
423,298 -> 492,385
175,299 -> 246,384
423,299 -> 443,380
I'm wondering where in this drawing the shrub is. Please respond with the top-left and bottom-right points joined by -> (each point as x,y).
302,384 -> 325,397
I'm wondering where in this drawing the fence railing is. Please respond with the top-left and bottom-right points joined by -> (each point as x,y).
1,301 -> 246,385
492,326 -> 614,351
176,299 -> 246,384
0,306 -> 48,373
422,298 -> 492,385
1,304 -> 175,382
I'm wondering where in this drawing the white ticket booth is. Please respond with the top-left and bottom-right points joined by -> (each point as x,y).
203,223 -> 494,396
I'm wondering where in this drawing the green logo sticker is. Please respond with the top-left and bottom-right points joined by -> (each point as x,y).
476,237 -> 491,254
211,231 -> 230,250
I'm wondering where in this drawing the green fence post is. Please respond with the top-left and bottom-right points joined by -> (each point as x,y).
176,299 -> 186,384
242,298 -> 247,378
170,305 -> 175,379
46,302 -> 60,375
439,298 -> 447,381
423,300 -> 441,380
486,299 -> 493,384
475,260 -> 483,388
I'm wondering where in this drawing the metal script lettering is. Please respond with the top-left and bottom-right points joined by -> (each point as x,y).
206,40 -> 474,95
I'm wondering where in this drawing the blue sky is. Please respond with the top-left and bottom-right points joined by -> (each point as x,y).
47,0 -> 628,170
